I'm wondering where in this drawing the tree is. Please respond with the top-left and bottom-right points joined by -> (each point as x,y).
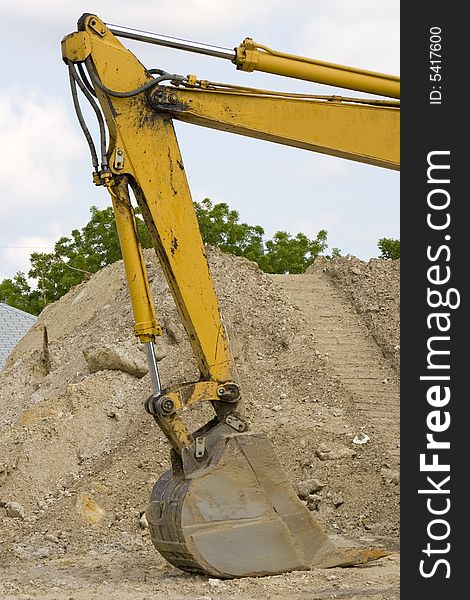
378,237 -> 400,259
27,206 -> 153,308
323,247 -> 342,259
0,199 -> 332,314
195,199 -> 329,274
0,205 -> 151,315
258,230 -> 328,274
0,273 -> 42,315
194,199 -> 264,262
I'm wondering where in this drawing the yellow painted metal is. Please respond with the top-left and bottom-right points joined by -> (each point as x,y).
235,38 -> 400,99
154,87 -> 399,170
129,126 -> 235,382
155,381 -> 227,451
107,177 -> 162,342
78,15 -> 234,383
61,31 -> 92,63
157,413 -> 193,452
163,381 -> 225,411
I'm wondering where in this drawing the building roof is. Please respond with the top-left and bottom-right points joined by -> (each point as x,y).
0,303 -> 37,370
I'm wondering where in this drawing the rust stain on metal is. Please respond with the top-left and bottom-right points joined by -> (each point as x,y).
167,148 -> 177,195
170,235 -> 179,255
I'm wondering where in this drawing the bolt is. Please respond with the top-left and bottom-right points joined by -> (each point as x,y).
160,397 -> 175,414
168,93 -> 177,104
217,384 -> 239,402
117,149 -> 123,156
151,90 -> 165,103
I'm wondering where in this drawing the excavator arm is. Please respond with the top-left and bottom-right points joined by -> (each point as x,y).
61,14 -> 399,578
148,84 -> 399,170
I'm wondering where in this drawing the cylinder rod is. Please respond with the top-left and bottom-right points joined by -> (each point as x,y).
106,23 -> 235,61
145,342 -> 162,395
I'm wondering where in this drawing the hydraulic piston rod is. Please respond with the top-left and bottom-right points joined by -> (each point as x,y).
106,23 -> 235,60
145,341 -> 162,395
105,23 -> 399,99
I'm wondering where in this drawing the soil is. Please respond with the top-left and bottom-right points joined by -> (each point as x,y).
0,249 -> 400,599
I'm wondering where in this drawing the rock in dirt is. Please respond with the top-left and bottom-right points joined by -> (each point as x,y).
83,342 -> 148,377
306,494 -> 322,511
316,443 -> 356,461
163,317 -> 183,344
75,492 -> 105,525
353,432 -> 370,445
381,467 -> 400,485
139,512 -> 149,529
332,493 -> 344,508
295,478 -> 326,499
14,544 -> 50,559
4,501 -> 26,519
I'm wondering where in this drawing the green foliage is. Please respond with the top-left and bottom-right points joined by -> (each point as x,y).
0,200 -> 332,315
29,206 -> 153,309
194,199 -> 264,262
323,247 -> 342,260
257,230 -> 328,274
378,237 -> 400,259
195,199 -> 328,274
0,272 -> 43,315
0,205 -> 152,315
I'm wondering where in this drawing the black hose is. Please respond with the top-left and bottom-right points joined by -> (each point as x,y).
85,56 -> 185,98
77,62 -> 97,97
68,62 -> 99,171
69,62 -> 108,168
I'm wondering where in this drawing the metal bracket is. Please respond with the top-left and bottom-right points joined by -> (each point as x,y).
88,17 -> 107,37
195,436 -> 206,458
148,87 -> 188,113
114,148 -> 125,170
225,414 -> 246,432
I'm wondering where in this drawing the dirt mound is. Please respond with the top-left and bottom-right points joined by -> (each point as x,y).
0,250 -> 400,590
308,256 -> 400,372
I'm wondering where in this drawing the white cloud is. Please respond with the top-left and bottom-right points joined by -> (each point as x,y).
0,88 -> 84,218
286,210 -> 343,238
3,0 -> 302,35
275,154 -> 351,182
0,231 -> 60,280
296,1 -> 399,74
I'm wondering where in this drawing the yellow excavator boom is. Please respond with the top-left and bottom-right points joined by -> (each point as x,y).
61,14 -> 398,578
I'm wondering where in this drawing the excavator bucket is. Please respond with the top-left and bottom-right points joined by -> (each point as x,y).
146,425 -> 386,578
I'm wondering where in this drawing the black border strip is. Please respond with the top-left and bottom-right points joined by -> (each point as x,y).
401,4 -> 465,595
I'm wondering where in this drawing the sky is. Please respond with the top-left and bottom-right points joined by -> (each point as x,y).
0,0 -> 399,282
